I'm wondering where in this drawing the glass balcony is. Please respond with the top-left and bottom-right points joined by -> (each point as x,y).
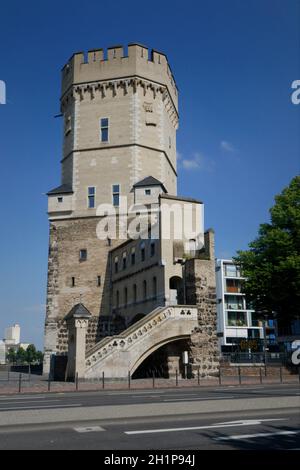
226,311 -> 247,327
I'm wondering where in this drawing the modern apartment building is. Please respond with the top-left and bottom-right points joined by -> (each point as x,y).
216,259 -> 267,353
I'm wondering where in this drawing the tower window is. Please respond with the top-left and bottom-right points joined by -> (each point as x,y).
114,257 -> 119,273
64,115 -> 72,136
133,284 -> 137,303
79,249 -> 87,261
57,197 -> 63,203
143,280 -> 147,300
97,276 -> 101,287
150,242 -> 155,257
131,248 -> 136,266
88,187 -> 95,208
122,252 -> 127,270
112,184 -> 120,207
124,287 -> 128,307
71,277 -> 75,287
141,242 -> 145,262
145,189 -> 151,195
100,118 -> 109,142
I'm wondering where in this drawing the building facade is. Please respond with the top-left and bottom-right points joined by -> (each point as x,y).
44,44 -> 219,379
216,259 -> 265,353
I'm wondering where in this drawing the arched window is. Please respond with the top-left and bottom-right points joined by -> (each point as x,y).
114,257 -> 119,273
140,242 -> 145,262
122,252 -> 127,270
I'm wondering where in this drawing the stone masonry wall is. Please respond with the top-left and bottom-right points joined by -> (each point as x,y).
184,230 -> 220,377
44,216 -> 124,373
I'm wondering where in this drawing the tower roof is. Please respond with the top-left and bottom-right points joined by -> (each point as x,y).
47,184 -> 73,196
65,303 -> 91,320
133,176 -> 167,193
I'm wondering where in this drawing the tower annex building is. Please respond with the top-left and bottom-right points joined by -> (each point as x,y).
44,44 -> 219,380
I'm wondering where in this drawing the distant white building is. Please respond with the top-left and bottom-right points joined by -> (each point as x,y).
2,324 -> 30,360
4,324 -> 20,346
215,259 -> 265,353
0,341 -> 5,364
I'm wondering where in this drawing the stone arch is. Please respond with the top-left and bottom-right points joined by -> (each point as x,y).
169,276 -> 184,305
130,334 -> 190,376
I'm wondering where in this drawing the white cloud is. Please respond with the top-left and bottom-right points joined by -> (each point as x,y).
220,140 -> 235,152
182,158 -> 200,170
182,152 -> 215,172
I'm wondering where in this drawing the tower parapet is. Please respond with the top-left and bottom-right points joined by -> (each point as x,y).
61,44 -> 178,111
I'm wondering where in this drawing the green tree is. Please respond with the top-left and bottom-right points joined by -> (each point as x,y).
16,347 -> 27,365
25,344 -> 37,364
235,176 -> 300,324
6,348 -> 16,364
35,350 -> 44,364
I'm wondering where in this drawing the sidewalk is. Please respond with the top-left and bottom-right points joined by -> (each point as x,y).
0,373 -> 299,395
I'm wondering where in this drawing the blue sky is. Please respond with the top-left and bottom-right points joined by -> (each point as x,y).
0,0 -> 299,349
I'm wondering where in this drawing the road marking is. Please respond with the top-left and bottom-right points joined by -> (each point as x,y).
132,393 -> 200,399
0,404 -> 82,411
218,387 -> 265,390
163,396 -> 235,402
214,430 -> 300,441
216,419 -> 287,425
125,418 -> 287,435
74,426 -> 105,433
0,400 -> 61,405
0,396 -> 48,400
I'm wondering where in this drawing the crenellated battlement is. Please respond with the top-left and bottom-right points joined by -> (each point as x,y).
61,43 -> 178,109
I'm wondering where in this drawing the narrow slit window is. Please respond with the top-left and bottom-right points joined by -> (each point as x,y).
88,187 -> 95,208
97,276 -> 101,287
112,184 -> 120,207
150,242 -> 155,257
100,118 -> 109,142
131,248 -> 136,265
71,277 -> 75,287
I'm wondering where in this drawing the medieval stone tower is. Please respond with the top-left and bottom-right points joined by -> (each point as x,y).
44,44 -> 219,379
44,44 -> 180,374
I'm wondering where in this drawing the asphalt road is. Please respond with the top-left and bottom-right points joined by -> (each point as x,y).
0,383 -> 299,450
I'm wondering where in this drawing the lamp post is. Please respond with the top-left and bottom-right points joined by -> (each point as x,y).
262,312 -> 269,365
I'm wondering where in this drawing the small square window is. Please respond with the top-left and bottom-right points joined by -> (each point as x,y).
79,249 -> 87,261
145,189 -> 151,196
57,197 -> 63,203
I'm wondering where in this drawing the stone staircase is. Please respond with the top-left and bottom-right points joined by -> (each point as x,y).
85,305 -> 198,379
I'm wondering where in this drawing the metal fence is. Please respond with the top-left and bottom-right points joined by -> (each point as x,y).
220,351 -> 290,365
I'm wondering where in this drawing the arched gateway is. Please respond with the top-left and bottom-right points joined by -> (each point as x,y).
83,306 -> 198,379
